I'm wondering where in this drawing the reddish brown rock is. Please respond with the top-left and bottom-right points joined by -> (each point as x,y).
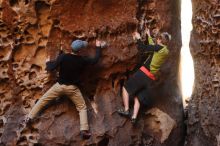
0,0 -> 183,145
185,0 -> 220,146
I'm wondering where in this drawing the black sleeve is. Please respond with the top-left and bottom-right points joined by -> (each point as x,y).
46,53 -> 65,71
82,47 -> 101,65
137,39 -> 163,52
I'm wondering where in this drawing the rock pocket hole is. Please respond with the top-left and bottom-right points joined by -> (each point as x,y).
17,136 -> 27,145
111,74 -> 117,89
9,0 -> 18,7
31,64 -> 41,72
98,136 -> 109,146
0,119 -> 4,128
35,1 -> 49,11
34,143 -> 43,146
25,0 -> 30,5
29,72 -> 37,80
215,54 -> 220,63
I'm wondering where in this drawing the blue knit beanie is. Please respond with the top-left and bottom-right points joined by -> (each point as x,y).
71,40 -> 88,52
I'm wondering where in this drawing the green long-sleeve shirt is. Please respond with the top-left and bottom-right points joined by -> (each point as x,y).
137,36 -> 169,75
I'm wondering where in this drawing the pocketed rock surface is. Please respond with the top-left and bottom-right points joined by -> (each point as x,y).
0,0 -> 183,145
185,0 -> 220,146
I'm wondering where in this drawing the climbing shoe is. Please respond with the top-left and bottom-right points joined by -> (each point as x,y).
117,108 -> 130,117
131,118 -> 137,125
80,130 -> 91,140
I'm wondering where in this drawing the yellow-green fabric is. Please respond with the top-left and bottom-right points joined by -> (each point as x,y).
150,45 -> 169,75
148,36 -> 155,45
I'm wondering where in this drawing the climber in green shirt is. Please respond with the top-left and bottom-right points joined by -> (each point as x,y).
117,28 -> 171,124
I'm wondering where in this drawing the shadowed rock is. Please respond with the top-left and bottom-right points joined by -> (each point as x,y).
0,0 -> 184,146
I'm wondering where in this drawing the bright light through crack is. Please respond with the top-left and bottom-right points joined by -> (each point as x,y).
180,0 -> 194,108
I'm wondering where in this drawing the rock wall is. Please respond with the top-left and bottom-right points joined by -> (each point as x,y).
0,0 -> 183,146
186,0 -> 220,146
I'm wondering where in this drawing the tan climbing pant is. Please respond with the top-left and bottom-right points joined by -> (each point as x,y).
28,82 -> 89,131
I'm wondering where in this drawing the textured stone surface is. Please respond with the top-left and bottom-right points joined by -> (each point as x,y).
145,108 -> 177,143
185,0 -> 220,146
0,0 -> 183,145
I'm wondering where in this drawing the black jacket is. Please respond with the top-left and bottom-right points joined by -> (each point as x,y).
46,47 -> 101,85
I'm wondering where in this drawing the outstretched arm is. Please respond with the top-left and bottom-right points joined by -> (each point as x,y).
145,28 -> 155,45
133,31 -> 162,52
83,47 -> 101,65
46,53 -> 64,71
83,40 -> 106,65
137,39 -> 162,52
